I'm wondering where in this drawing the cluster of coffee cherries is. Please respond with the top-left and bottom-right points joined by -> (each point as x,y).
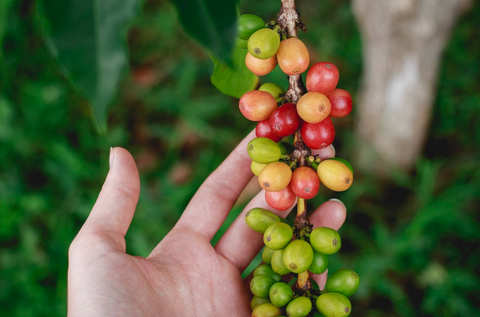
236,13 -> 359,317
246,208 -> 359,317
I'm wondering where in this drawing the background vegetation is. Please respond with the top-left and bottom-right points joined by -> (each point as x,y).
1,0 -> 479,316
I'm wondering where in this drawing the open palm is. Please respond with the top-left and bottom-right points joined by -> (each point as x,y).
68,132 -> 347,317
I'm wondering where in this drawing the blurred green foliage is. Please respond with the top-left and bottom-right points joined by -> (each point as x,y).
0,0 -> 479,316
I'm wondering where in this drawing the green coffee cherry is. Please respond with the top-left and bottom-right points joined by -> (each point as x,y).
259,83 -> 286,103
245,208 -> 284,233
251,161 -> 268,176
251,296 -> 271,310
248,28 -> 280,59
254,264 -> 282,282
286,296 -> 312,317
271,249 -> 290,275
248,137 -> 282,164
269,282 -> 293,307
310,227 -> 341,255
309,251 -> 328,275
316,292 -> 351,317
282,240 -> 314,273
251,275 -> 277,299
262,247 -> 275,265
235,37 -> 248,49
325,269 -> 360,297
264,223 -> 293,250
238,14 -> 265,40
252,302 -> 283,317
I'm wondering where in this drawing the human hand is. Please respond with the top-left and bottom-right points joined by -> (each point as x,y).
67,131 -> 347,317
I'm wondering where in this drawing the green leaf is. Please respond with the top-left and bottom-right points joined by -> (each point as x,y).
168,0 -> 237,63
210,47 -> 259,98
38,0 -> 139,133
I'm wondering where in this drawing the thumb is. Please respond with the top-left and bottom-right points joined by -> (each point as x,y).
80,147 -> 140,251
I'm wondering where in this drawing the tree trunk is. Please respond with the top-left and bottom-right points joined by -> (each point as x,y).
352,0 -> 472,173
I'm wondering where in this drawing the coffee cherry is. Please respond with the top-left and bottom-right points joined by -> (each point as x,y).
306,62 -> 339,94
269,282 -> 293,307
325,269 -> 360,297
286,296 -> 313,317
269,103 -> 301,137
251,161 -> 268,176
247,137 -> 281,164
252,302 -> 283,317
262,247 -> 275,265
259,83 -> 286,103
317,160 -> 353,192
246,53 -> 278,76
300,118 -> 335,149
309,251 -> 328,275
265,184 -> 296,211
264,222 -> 293,250
310,227 -> 341,255
245,207 -> 285,234
276,38 -> 310,75
240,90 -> 277,121
326,89 -> 352,118
248,28 -> 281,59
251,275 -> 277,298
238,14 -> 265,41
254,264 -> 282,282
282,240 -> 314,273
297,92 -> 332,124
251,296 -> 271,310
259,162 -> 292,191
271,249 -> 290,275
257,119 -> 283,143
328,158 -> 353,173
290,167 -> 320,199
316,292 -> 351,317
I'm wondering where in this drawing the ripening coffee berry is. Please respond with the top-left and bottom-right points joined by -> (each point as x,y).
264,222 -> 293,250
254,265 -> 282,282
282,239 -> 314,273
238,14 -> 265,41
300,118 -> 335,149
290,166 -> 320,199
286,296 -> 313,317
297,92 -> 332,124
258,162 -> 292,191
245,207 -> 285,234
251,161 -> 267,176
317,160 -> 353,192
256,119 -> 283,143
271,249 -> 290,275
309,251 -> 329,275
248,28 -> 281,59
265,184 -> 296,211
251,296 -> 271,310
310,227 -> 341,255
246,53 -> 278,76
316,292 -> 351,317
276,37 -> 310,75
326,89 -> 352,118
259,83 -> 286,103
325,269 -> 360,297
262,247 -> 275,265
251,275 -> 277,298
269,282 -> 293,307
252,302 -> 283,317
306,62 -> 339,94
247,137 -> 281,164
239,90 -> 277,121
269,103 -> 301,137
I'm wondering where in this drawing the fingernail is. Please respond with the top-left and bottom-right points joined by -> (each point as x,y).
329,198 -> 346,211
109,147 -> 114,169
330,144 -> 336,156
